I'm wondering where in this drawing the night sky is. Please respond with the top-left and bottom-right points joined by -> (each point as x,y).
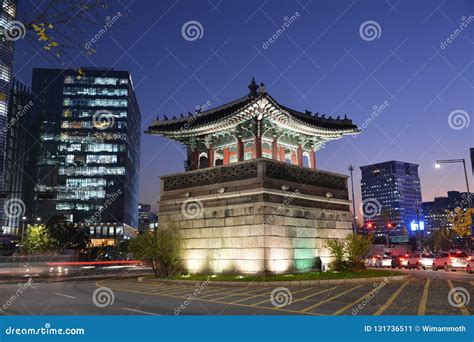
13,0 -> 473,214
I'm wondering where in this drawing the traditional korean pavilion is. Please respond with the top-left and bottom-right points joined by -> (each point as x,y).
146,78 -> 359,170
147,79 -> 360,275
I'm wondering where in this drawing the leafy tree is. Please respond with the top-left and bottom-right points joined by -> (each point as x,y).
23,224 -> 55,254
46,215 -> 90,250
129,224 -> 182,277
449,207 -> 472,249
326,234 -> 372,272
15,1 -> 115,62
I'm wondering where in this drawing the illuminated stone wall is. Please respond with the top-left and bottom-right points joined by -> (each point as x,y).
158,159 -> 353,274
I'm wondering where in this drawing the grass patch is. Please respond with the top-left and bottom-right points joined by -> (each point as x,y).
167,270 -> 402,282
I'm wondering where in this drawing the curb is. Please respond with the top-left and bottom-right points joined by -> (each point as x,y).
139,275 -> 409,287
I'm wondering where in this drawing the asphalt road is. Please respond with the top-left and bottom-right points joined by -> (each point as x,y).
0,275 -> 472,316
369,266 -> 474,281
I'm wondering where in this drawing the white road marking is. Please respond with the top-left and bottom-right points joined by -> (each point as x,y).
121,307 -> 161,316
54,292 -> 77,299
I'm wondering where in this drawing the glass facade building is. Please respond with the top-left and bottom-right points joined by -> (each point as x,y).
0,0 -> 17,230
29,68 -> 141,240
360,161 -> 423,234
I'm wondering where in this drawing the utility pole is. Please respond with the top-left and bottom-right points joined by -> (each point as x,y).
348,165 -> 357,235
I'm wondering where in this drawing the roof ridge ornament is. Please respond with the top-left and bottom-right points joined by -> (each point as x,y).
248,77 -> 258,97
257,82 -> 267,95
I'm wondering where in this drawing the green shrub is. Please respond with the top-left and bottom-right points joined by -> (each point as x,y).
326,234 -> 371,272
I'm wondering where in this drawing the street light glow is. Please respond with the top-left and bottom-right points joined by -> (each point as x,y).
434,162 -> 441,169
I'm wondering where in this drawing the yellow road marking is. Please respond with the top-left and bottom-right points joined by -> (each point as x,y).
300,285 -> 362,313
210,288 -> 273,301
417,279 -> 430,315
332,285 -> 385,316
97,282 -> 321,316
447,280 -> 470,316
374,280 -> 410,316
250,287 -> 316,306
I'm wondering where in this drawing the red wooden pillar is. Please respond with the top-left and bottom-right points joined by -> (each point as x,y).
291,150 -> 297,165
208,143 -> 214,167
272,136 -> 278,160
223,147 -> 229,165
255,137 -> 262,158
237,136 -> 244,161
310,145 -> 316,169
297,143 -> 303,167
279,146 -> 285,162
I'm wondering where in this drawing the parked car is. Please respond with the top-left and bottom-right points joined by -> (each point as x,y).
375,254 -> 393,268
365,255 -> 381,268
391,254 -> 409,269
432,251 -> 468,271
407,253 -> 434,270
466,254 -> 474,273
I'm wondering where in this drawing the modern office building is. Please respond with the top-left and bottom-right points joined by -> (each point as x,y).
29,68 -> 141,245
2,80 -> 33,235
0,0 -> 18,230
422,191 -> 474,232
360,161 -> 423,235
138,203 -> 158,232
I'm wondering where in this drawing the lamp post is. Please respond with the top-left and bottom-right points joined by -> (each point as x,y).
435,159 -> 471,207
20,216 -> 27,244
348,164 -> 357,235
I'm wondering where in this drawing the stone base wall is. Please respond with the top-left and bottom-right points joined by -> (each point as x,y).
158,159 -> 353,275
159,201 -> 352,274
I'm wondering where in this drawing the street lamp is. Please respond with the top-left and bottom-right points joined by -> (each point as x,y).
348,164 -> 357,235
435,159 -> 471,206
36,217 -> 41,222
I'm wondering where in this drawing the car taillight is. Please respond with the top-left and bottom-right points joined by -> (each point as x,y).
449,257 -> 455,261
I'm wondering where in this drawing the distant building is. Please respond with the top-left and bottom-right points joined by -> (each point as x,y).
2,80 -> 34,235
360,161 -> 423,235
422,191 -> 474,232
28,68 -> 141,245
138,203 -> 157,232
